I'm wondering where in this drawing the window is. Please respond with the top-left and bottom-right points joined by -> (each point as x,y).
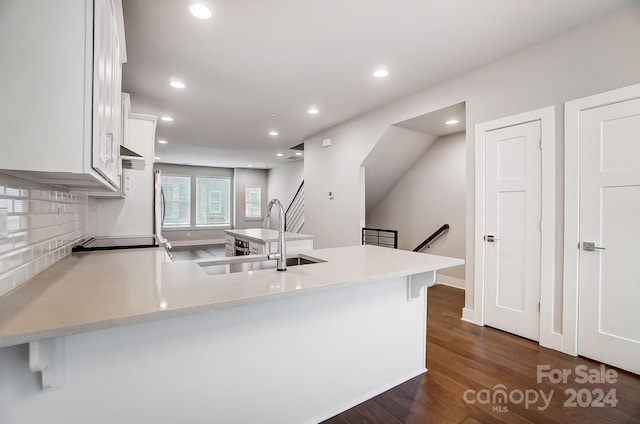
210,191 -> 222,213
161,175 -> 190,227
161,174 -> 231,228
196,177 -> 231,226
245,186 -> 262,218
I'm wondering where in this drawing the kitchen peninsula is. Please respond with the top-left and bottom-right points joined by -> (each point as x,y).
0,245 -> 463,424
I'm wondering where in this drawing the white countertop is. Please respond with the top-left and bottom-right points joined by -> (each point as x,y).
225,228 -> 314,243
0,245 -> 463,348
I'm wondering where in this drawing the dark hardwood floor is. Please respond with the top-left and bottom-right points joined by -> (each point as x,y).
322,285 -> 640,423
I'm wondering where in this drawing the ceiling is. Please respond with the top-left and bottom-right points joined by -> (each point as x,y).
395,103 -> 466,138
121,0 -> 634,169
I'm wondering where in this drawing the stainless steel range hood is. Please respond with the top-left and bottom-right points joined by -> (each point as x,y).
120,145 -> 145,170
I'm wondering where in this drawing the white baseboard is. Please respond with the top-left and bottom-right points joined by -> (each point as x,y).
461,307 -> 478,325
168,238 -> 225,247
436,275 -> 465,289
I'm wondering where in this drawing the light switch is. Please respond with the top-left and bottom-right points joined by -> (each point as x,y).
328,191 -> 334,199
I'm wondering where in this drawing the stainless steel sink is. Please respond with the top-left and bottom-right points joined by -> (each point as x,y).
198,254 -> 324,276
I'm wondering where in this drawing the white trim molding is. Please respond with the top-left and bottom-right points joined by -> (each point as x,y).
461,307 -> 476,324
472,106 -> 556,349
436,275 -> 465,289
563,82 -> 640,356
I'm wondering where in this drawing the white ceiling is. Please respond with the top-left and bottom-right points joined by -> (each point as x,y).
395,103 -> 466,137
121,0 -> 634,169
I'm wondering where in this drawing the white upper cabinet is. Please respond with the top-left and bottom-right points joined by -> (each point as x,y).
0,0 -> 126,191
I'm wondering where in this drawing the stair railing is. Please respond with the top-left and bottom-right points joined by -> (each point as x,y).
413,224 -> 450,252
361,227 -> 398,249
285,181 -> 304,232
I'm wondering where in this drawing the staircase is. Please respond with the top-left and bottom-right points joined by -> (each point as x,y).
285,181 -> 305,233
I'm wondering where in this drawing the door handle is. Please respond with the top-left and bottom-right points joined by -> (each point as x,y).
484,235 -> 500,242
583,241 -> 605,251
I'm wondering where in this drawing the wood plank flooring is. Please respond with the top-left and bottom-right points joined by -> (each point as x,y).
322,285 -> 640,423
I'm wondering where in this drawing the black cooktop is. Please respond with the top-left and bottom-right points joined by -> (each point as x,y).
72,236 -> 158,252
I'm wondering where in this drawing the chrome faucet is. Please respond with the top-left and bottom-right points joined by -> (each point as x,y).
265,198 -> 287,271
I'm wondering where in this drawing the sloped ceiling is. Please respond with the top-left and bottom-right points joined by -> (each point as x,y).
362,103 -> 466,213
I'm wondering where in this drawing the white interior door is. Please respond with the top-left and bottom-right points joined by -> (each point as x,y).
484,121 -> 541,341
578,96 -> 640,374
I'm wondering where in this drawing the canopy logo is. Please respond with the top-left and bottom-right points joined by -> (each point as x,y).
463,364 -> 619,414
463,385 -> 553,412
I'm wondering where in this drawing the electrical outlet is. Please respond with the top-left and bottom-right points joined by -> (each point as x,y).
0,208 -> 8,238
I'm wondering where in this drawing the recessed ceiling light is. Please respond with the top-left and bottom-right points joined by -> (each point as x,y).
157,139 -> 168,144
271,112 -> 279,117
276,153 -> 284,157
170,81 -> 186,89
295,152 -> 303,156
446,119 -> 459,125
161,116 -> 174,122
248,164 -> 253,167
307,106 -> 319,115
373,67 -> 389,78
155,156 -> 160,160
189,3 -> 212,19
268,130 -> 279,136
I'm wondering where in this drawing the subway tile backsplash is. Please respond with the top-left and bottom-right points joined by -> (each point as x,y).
0,173 -> 89,296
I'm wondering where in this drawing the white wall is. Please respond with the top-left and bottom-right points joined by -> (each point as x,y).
266,160 -> 304,230
267,160 -> 304,209
97,116 -> 156,237
303,4 -> 640,321
366,132 -> 466,281
234,168 -> 268,229
362,126 -> 437,213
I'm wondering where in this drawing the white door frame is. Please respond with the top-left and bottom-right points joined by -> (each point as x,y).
563,82 -> 640,356
473,106 -> 558,350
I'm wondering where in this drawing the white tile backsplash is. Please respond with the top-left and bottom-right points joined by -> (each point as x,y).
0,173 -> 89,296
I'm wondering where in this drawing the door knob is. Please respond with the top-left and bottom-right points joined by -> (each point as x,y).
484,235 -> 500,242
583,241 -> 605,251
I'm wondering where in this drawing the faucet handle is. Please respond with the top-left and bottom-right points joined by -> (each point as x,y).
267,252 -> 281,261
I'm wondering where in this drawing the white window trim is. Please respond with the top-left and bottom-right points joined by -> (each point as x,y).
195,176 -> 231,227
244,185 -> 263,220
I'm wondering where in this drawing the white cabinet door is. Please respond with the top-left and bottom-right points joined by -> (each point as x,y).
92,0 -> 122,188
577,96 -> 640,374
249,242 -> 265,255
224,234 -> 235,257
